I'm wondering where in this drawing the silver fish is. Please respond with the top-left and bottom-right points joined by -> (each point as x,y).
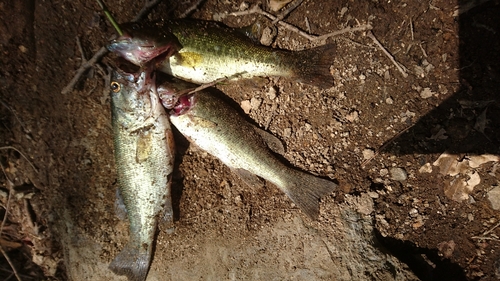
109,69 -> 175,281
162,79 -> 336,218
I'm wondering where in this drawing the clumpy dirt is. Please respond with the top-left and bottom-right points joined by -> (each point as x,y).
1,0 -> 500,280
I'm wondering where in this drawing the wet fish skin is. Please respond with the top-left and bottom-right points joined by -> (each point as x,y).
109,69 -> 175,281
164,79 -> 336,218
109,19 -> 336,88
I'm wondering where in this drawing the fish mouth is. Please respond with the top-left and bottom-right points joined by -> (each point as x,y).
170,94 -> 195,116
108,36 -> 176,66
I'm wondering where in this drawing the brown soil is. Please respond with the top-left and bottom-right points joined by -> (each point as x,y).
1,0 -> 499,280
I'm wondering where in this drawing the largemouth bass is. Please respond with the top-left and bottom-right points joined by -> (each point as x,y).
108,19 -> 336,88
109,68 -> 175,281
161,79 -> 336,218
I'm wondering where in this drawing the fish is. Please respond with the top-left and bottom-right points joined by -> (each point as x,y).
108,19 -> 336,89
108,68 -> 175,281
160,78 -> 337,218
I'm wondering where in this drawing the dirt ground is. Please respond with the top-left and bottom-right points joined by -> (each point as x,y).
1,0 -> 500,280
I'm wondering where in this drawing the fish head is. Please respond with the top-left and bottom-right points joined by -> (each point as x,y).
110,68 -> 155,126
108,22 -> 181,66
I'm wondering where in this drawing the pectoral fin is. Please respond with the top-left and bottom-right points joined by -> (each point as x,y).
254,127 -> 285,155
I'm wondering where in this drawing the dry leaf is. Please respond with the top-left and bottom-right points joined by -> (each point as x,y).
268,0 -> 293,11
468,154 -> 500,168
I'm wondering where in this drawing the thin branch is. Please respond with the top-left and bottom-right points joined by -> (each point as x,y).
178,0 -> 205,19
471,236 -> 500,241
483,220 -> 500,236
230,5 -> 372,42
361,124 -> 413,168
366,31 -> 408,78
0,146 -> 38,174
133,0 -> 164,22
61,47 -> 108,95
0,247 -> 22,281
0,161 -> 19,281
272,0 -> 304,24
0,181 -> 12,237
0,100 -> 28,133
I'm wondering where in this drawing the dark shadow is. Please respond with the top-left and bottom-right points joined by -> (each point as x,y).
170,124 -> 189,222
388,1 -> 500,156
374,229 -> 468,281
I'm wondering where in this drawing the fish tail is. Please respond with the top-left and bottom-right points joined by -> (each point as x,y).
289,44 -> 336,88
109,242 -> 151,281
283,170 -> 337,219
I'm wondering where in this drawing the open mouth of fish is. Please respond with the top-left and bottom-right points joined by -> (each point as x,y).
108,36 -> 175,66
169,94 -> 195,116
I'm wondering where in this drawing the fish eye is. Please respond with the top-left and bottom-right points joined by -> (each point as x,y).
111,82 -> 121,93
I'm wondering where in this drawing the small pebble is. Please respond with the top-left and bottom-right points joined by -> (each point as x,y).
390,167 -> 407,181
385,97 -> 394,104
283,127 -> 292,138
250,97 -> 262,110
239,2 -> 249,10
19,45 -> 28,53
240,100 -> 251,114
384,70 -> 391,80
362,148 -> 374,160
367,191 -> 379,199
379,168 -> 389,177
418,163 -> 433,173
346,110 -> 359,122
409,208 -> 419,218
267,86 -> 277,100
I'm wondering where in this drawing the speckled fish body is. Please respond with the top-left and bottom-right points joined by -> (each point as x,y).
162,79 -> 337,218
109,69 -> 175,281
108,19 -> 336,88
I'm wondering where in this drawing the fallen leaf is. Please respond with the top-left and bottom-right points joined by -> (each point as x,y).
468,154 -> 500,168
433,153 -> 468,176
268,0 -> 293,11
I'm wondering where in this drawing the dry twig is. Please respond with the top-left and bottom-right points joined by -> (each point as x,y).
0,146 -> 38,174
0,163 -> 22,281
272,0 -> 304,24
471,220 -> 500,242
366,31 -> 408,78
61,0 -> 163,95
361,124 -> 413,168
0,100 -> 28,134
230,5 -> 372,42
178,0 -> 206,19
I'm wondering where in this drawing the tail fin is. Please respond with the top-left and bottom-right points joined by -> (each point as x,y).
109,242 -> 151,281
284,171 -> 337,219
290,44 -> 336,89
